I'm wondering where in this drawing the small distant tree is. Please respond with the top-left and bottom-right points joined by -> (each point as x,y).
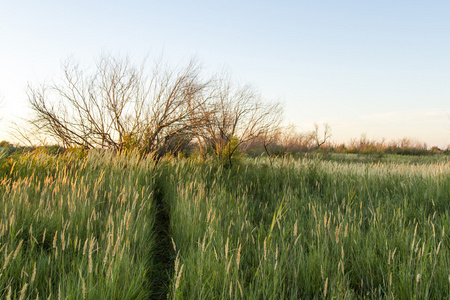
311,122 -> 332,149
270,123 -> 332,155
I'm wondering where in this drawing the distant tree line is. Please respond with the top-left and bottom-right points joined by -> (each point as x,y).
331,135 -> 433,156
246,128 -> 445,157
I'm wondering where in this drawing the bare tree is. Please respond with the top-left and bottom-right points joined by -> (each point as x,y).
138,59 -> 212,157
10,121 -> 49,147
27,54 -> 284,161
311,122 -> 332,149
27,54 -> 210,156
194,77 -> 282,165
274,125 -> 313,154
270,123 -> 332,155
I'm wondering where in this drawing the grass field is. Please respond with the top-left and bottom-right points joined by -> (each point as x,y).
1,150 -> 449,299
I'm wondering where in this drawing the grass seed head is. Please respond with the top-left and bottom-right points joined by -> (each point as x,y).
175,264 -> 184,291
264,237 -> 267,260
225,237 -> 229,260
52,231 -> 58,249
6,286 -> 12,300
13,239 -> 23,260
236,244 -> 241,267
31,262 -> 37,284
437,241 -> 442,255
19,283 -> 28,300
293,220 -> 298,237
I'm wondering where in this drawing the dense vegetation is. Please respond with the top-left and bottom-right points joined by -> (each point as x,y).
0,149 -> 156,299
1,149 -> 449,299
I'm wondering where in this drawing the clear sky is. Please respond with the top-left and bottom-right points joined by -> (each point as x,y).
1,1 -> 449,148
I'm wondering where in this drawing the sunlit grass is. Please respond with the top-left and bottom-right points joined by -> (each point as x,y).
0,150 -> 156,299
1,151 -> 449,298
164,156 -> 450,299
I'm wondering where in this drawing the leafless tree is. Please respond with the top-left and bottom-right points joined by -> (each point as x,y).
10,121 -> 48,147
270,123 -> 332,155
194,77 -> 282,165
27,54 -> 211,156
274,125 -> 313,154
138,59 -> 212,157
27,54 -> 284,161
311,122 -> 332,149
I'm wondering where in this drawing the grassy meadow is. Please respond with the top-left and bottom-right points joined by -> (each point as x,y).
1,149 -> 449,299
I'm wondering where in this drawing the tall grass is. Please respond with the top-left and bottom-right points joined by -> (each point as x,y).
164,157 -> 450,299
1,151 -> 449,299
0,150 -> 156,299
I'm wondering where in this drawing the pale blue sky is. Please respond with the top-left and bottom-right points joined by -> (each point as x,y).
1,1 -> 449,147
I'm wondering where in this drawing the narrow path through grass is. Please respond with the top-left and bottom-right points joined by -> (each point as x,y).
149,172 -> 176,300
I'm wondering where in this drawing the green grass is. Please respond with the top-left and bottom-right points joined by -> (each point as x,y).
0,150 -> 156,299
1,151 -> 449,299
163,156 -> 450,299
